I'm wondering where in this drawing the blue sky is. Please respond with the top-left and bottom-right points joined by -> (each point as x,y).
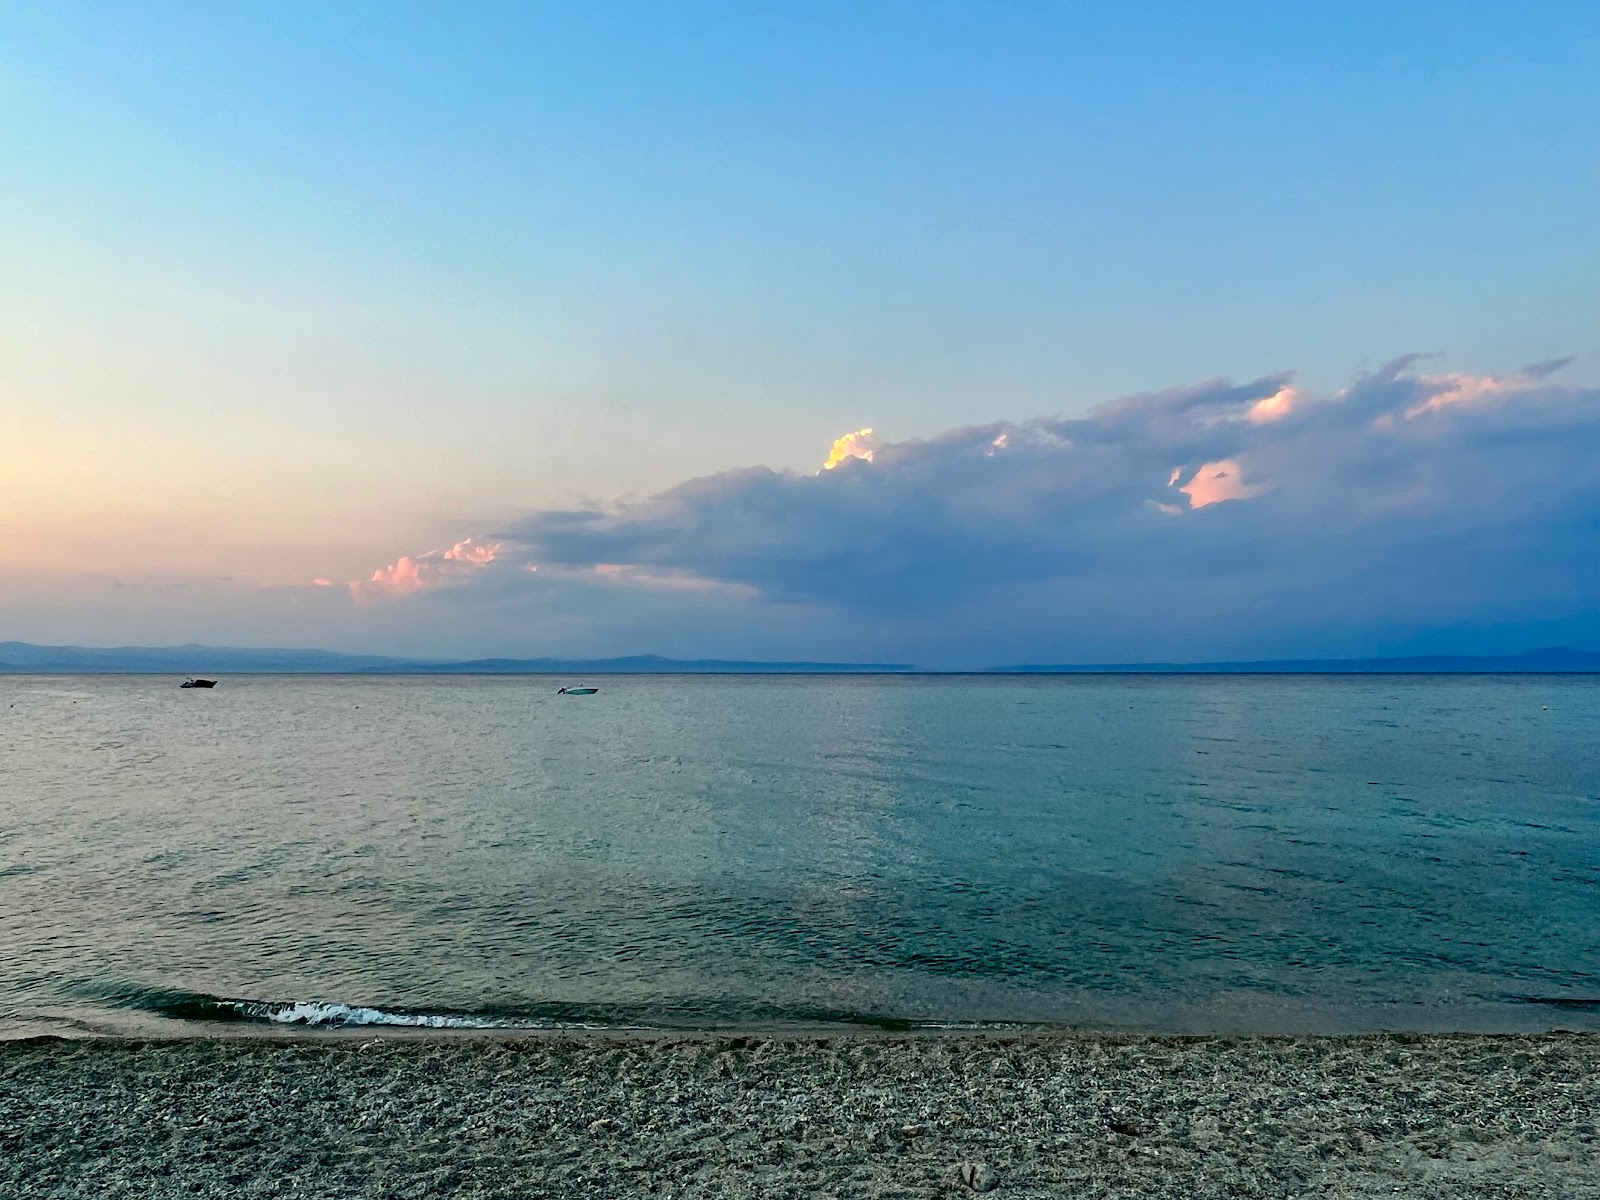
2,3 -> 1596,662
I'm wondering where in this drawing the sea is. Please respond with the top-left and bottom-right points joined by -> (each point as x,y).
1,673 -> 1596,1038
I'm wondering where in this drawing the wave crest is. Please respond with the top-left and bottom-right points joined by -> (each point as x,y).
86,984 -> 554,1029
78,981 -> 936,1031
248,1000 -> 513,1028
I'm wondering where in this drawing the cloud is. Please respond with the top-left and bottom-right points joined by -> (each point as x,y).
1176,459 -> 1270,509
497,372 -> 1312,608
821,427 -> 878,470
351,538 -> 501,602
333,355 -> 1600,662
1402,359 -> 1575,419
1247,386 -> 1298,424
443,540 -> 497,564
591,562 -> 759,596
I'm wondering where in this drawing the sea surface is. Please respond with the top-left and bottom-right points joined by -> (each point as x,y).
1,674 -> 1596,1037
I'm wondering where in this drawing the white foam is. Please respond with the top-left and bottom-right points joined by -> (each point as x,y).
255,1001 -> 510,1029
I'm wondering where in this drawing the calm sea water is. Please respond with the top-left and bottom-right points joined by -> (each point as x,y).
1,674 -> 1596,1037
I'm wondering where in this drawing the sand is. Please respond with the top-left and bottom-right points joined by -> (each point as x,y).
2,1032 -> 1596,1198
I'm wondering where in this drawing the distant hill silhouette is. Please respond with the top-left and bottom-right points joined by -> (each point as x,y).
361,653 -> 914,674
0,642 -> 911,674
1,641 -> 1596,674
0,641 -> 413,673
989,647 -> 1600,673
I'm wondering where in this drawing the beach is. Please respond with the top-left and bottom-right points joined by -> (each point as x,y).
4,1031 -> 1596,1198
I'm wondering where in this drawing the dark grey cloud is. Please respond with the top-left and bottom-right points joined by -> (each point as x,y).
503,356 -> 1590,591
351,355 -> 1599,662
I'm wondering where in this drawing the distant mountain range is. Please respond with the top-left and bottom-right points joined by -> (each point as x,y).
0,642 -> 913,674
992,648 -> 1600,674
0,641 -> 410,673
358,654 -> 915,674
2,641 -> 1598,674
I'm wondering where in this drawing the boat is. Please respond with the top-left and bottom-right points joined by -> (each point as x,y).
180,679 -> 217,689
557,686 -> 598,695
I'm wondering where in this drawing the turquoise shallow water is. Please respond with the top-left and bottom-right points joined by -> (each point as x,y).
0,674 -> 1595,1036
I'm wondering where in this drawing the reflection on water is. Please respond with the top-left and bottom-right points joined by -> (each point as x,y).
0,674 -> 1595,1035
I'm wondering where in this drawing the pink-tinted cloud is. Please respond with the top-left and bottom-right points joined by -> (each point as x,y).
350,538 -> 502,602
1398,358 -> 1575,420
367,555 -> 425,593
443,539 -> 498,564
1248,387 -> 1298,424
1176,459 -> 1271,509
1407,371 -> 1530,418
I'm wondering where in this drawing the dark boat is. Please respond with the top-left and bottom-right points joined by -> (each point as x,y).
180,679 -> 217,689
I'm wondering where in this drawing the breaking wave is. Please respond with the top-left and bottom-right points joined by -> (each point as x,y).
83,984 -> 588,1030
219,1000 -> 526,1029
79,982 -> 935,1032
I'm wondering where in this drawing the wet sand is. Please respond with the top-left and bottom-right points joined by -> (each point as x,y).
3,1032 -> 1596,1198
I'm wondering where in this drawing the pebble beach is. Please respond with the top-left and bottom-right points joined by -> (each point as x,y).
4,1031 -> 1596,1198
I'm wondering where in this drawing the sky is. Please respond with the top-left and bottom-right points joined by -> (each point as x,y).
2,1 -> 1597,665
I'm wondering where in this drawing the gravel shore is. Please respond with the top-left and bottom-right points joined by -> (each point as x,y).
3,1032 -> 1596,1198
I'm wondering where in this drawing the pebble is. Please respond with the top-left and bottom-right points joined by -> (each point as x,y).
4,1034 -> 1593,1199
957,1161 -> 1001,1191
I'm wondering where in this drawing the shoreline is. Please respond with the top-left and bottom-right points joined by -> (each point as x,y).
12,1006 -> 1600,1044
15,982 -> 1600,1044
8,1019 -> 1600,1044
6,1031 -> 1596,1198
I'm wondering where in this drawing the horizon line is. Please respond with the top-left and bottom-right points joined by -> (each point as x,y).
3,640 -> 1599,675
